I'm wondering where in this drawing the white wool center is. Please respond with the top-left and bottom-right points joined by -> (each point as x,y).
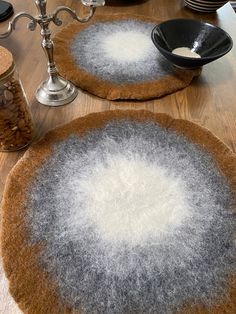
76,155 -> 190,245
102,31 -> 153,62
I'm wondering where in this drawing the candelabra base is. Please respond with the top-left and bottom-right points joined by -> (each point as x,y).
36,76 -> 78,107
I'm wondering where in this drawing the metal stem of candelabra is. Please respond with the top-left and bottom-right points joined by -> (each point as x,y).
0,0 -> 105,106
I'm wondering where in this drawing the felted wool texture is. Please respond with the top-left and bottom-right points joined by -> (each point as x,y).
1,111 -> 236,314
70,19 -> 173,84
53,14 -> 201,100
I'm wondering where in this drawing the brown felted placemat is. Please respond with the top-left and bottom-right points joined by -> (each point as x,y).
1,110 -> 236,314
53,14 -> 201,100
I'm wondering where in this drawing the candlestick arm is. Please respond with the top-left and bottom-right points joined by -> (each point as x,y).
0,12 -> 38,39
52,6 -> 96,26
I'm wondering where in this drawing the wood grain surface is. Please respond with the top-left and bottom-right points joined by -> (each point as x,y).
0,1 -> 236,313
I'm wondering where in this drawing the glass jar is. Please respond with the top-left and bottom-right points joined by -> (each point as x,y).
0,46 -> 34,152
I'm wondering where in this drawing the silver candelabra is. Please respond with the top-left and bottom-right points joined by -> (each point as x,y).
0,0 -> 105,106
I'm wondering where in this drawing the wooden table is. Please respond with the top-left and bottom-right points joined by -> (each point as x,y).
0,0 -> 236,313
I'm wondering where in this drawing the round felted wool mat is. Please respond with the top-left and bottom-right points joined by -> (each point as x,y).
53,14 -> 200,100
1,110 -> 236,314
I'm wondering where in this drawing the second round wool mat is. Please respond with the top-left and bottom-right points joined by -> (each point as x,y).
54,15 -> 200,100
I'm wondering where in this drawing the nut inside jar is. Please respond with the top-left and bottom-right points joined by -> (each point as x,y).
0,76 -> 34,151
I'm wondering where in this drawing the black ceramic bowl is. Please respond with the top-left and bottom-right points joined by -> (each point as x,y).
151,19 -> 233,69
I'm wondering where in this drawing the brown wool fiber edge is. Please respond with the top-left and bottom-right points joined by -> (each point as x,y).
1,110 -> 236,314
53,14 -> 201,101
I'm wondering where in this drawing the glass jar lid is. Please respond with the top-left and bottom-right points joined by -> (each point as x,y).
0,46 -> 14,80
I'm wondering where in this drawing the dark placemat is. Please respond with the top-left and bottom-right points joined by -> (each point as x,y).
2,110 -> 236,314
54,14 -> 200,100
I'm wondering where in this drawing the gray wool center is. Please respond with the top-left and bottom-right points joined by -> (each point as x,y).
70,19 -> 175,84
27,120 -> 236,314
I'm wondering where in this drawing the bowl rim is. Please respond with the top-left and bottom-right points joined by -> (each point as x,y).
151,18 -> 233,61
